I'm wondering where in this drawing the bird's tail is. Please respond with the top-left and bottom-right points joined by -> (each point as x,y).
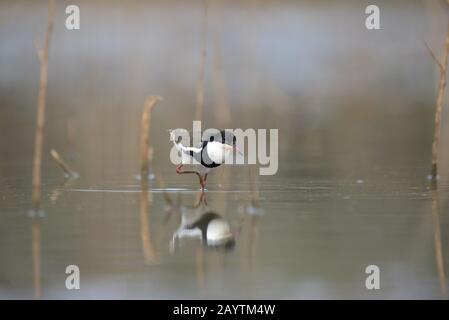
170,130 -> 187,153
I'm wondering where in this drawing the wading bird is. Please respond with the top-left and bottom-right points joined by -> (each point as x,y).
171,130 -> 242,190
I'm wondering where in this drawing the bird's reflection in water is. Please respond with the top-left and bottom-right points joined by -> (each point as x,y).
167,192 -> 236,253
171,211 -> 236,253
157,188 -> 236,290
157,169 -> 266,291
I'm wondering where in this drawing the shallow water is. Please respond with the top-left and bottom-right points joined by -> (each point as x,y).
1,161 -> 448,299
1,0 -> 449,299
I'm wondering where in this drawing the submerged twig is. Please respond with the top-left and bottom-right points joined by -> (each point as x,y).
195,0 -> 209,121
140,96 -> 162,179
31,0 -> 55,211
426,22 -> 449,183
50,149 -> 79,178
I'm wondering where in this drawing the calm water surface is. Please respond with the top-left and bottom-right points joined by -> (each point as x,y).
1,159 -> 448,299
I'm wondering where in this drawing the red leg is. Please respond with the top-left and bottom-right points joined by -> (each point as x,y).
198,173 -> 208,191
175,165 -> 203,189
199,176 -> 205,190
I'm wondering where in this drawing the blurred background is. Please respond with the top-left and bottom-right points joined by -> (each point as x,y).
1,0 -> 449,299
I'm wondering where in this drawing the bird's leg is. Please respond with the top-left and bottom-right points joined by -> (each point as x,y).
198,173 -> 209,191
176,164 -> 200,177
176,165 -> 203,190
175,164 -> 184,174
199,176 -> 205,190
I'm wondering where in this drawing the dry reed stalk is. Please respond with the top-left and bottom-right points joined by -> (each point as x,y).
32,219 -> 42,299
195,0 -> 209,121
31,0 -> 55,211
140,96 -> 161,179
50,149 -> 79,178
426,21 -> 449,183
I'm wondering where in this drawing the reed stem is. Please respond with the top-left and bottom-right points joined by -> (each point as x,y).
426,22 -> 449,183
140,96 -> 161,179
31,0 -> 55,211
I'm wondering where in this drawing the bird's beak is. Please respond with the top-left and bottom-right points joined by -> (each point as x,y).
233,146 -> 243,155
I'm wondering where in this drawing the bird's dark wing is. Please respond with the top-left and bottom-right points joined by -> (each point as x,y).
202,130 -> 236,146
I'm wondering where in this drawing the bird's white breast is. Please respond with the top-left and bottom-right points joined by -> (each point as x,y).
206,141 -> 232,164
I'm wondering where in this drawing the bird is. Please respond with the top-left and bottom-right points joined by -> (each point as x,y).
170,129 -> 242,190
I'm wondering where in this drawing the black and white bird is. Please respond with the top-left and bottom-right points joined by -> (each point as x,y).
171,130 -> 242,190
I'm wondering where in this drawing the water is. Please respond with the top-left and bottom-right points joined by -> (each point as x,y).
1,0 -> 449,299
1,160 -> 448,299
